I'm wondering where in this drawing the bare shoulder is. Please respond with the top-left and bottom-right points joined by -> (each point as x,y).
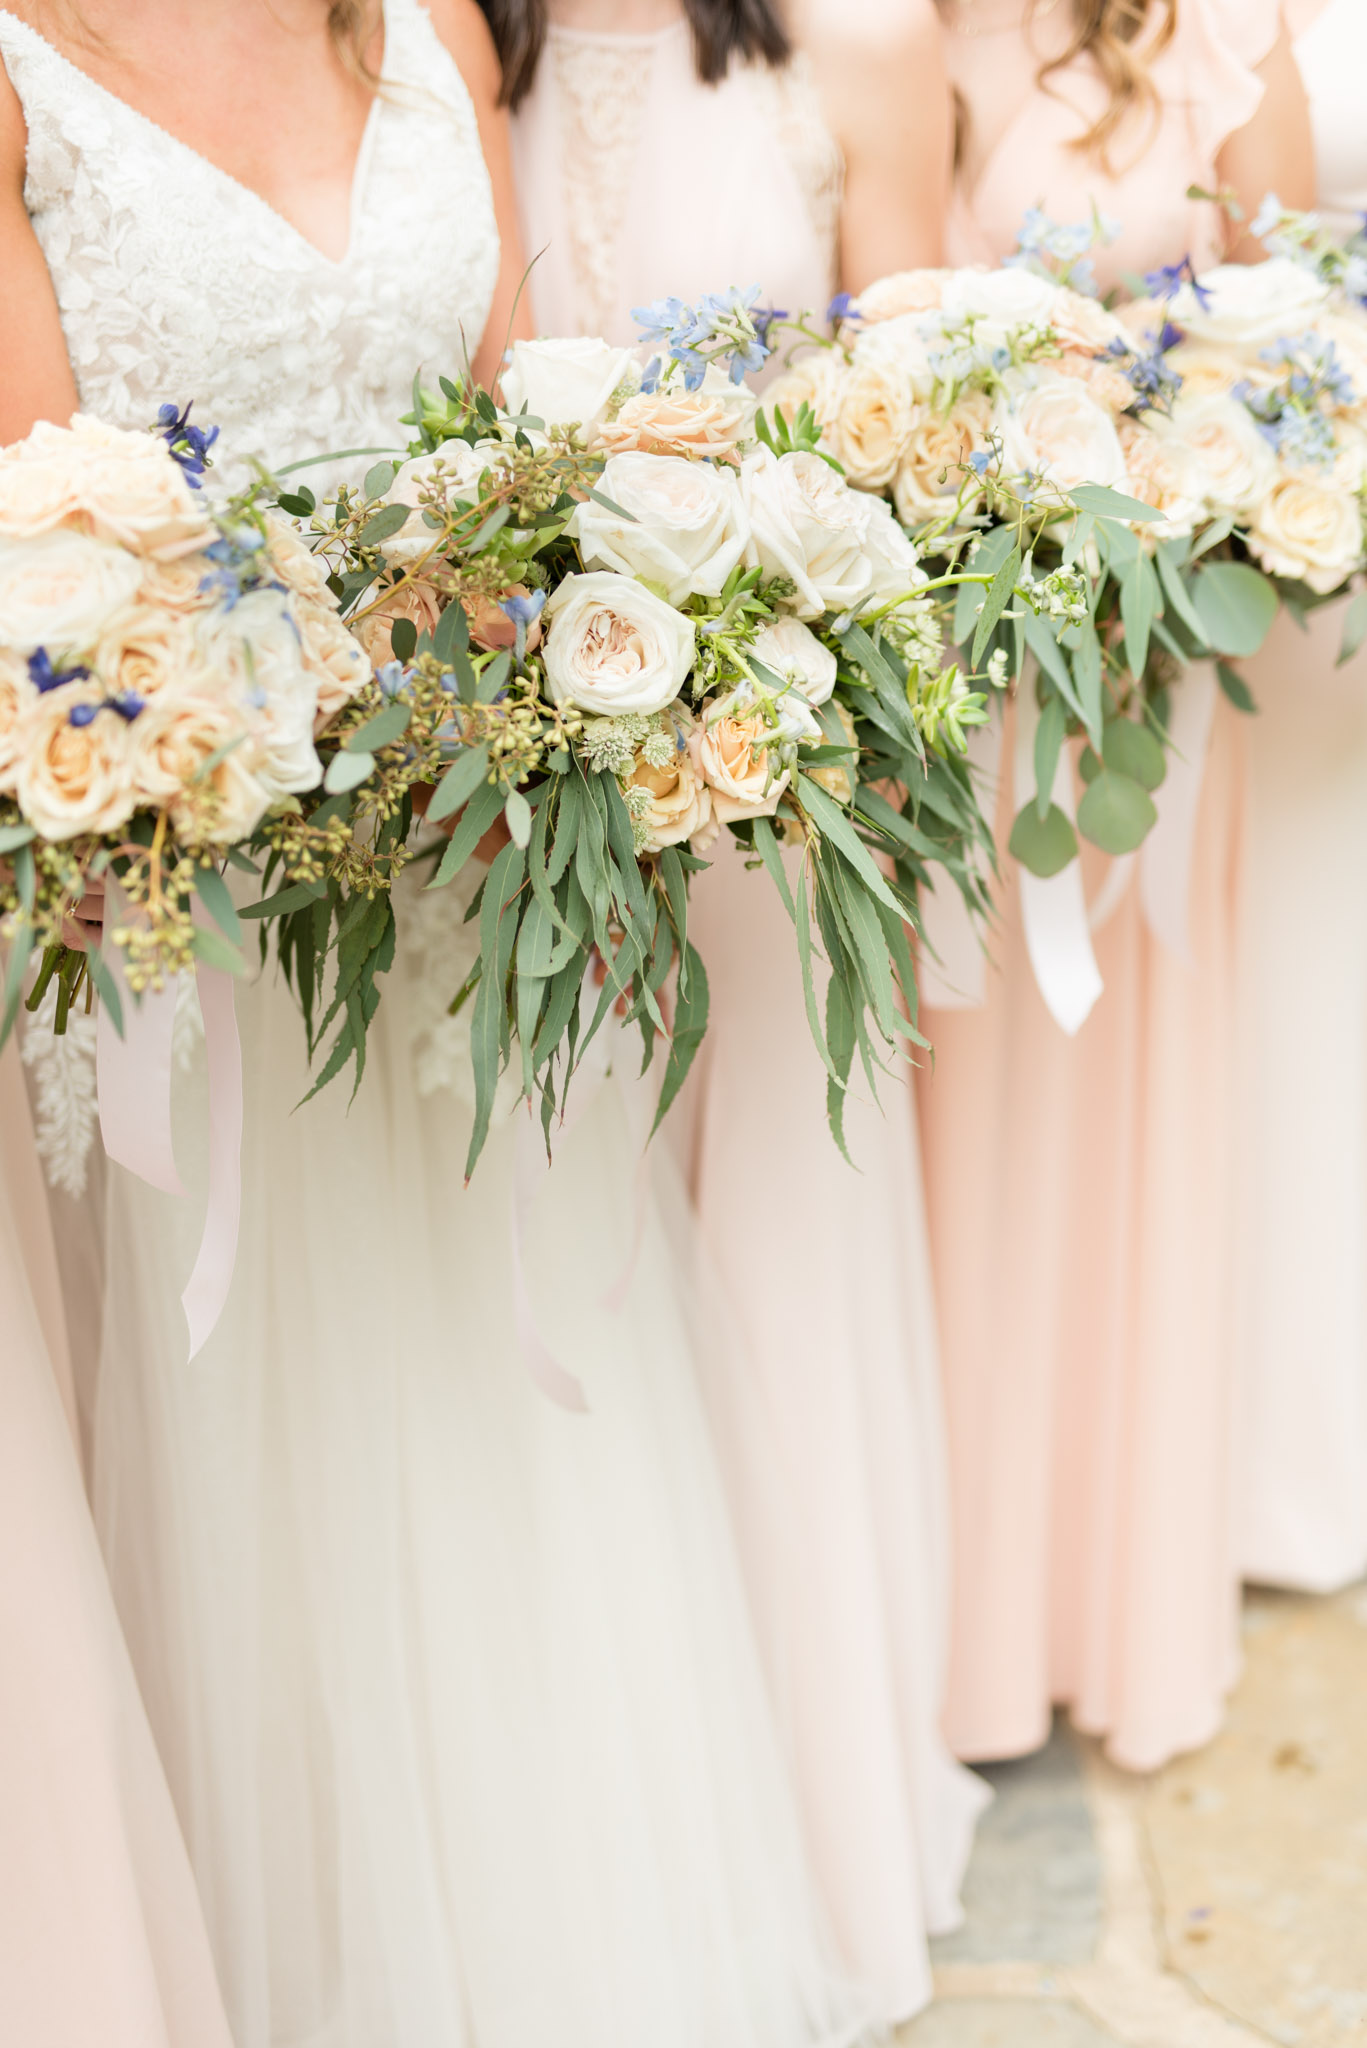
790,0 -> 944,73
415,0 -> 502,106
0,34 -> 28,192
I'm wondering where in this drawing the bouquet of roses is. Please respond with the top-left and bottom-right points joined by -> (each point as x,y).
764,227 -> 1293,884
257,291 -> 1067,1166
0,408 -> 369,1041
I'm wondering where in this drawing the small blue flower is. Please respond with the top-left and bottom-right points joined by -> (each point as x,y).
1144,255 -> 1211,310
1250,191 -> 1285,241
967,450 -> 992,479
752,304 -> 788,348
68,701 -> 99,728
156,399 -> 219,489
107,691 -> 145,721
375,661 -> 408,699
499,589 -> 546,629
27,648 -> 91,693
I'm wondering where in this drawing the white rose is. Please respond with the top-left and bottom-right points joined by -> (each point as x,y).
941,265 -> 1060,352
1248,472 -> 1364,594
380,444 -> 495,568
194,589 -> 323,800
1154,394 -> 1278,519
749,616 -> 837,705
13,686 -> 138,840
543,571 -> 695,716
995,369 -> 1127,492
829,356 -> 916,489
0,529 -> 143,655
862,496 -> 927,612
501,337 -> 638,437
852,312 -> 941,402
1117,418 -> 1210,541
1171,258 -> 1330,351
741,447 -> 876,619
572,451 -> 749,606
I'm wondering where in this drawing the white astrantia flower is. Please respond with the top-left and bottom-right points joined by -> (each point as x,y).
572,451 -> 749,606
543,571 -> 695,716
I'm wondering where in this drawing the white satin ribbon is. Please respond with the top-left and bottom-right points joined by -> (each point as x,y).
1013,678 -> 1104,1036
95,887 -> 245,1360
1139,658 -> 1218,962
919,716 -> 1003,1012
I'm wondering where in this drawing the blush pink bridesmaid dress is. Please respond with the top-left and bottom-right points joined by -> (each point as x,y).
0,1044 -> 232,2048
511,7 -> 989,2022
921,0 -> 1283,1772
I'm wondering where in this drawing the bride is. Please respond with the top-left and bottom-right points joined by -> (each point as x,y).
0,3 -> 866,2043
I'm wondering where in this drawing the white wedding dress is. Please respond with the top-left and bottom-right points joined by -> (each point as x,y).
0,7 -> 866,2044
1233,0 -> 1367,1593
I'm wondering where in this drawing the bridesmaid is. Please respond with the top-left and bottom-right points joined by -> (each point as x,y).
491,0 -> 989,2023
0,1049 -> 232,2048
1234,0 -> 1367,1595
919,0 -> 1314,1772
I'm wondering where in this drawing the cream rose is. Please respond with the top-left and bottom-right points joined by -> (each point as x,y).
995,370 -> 1128,492
853,270 -> 950,325
543,571 -> 695,716
852,313 -> 941,402
626,723 -> 714,852
0,450 -> 85,538
1171,258 -> 1330,351
0,652 -> 35,793
354,577 -> 444,666
501,336 -> 637,437
130,691 -> 270,844
13,688 -> 137,840
195,589 -> 323,800
830,356 -> 916,489
573,451 -> 749,606
296,604 -> 371,728
1117,419 -> 1209,540
764,353 -> 848,447
73,440 -> 215,561
1163,344 -> 1246,402
380,444 -> 496,568
941,266 -> 1060,351
0,530 -> 143,655
749,616 -> 837,705
741,447 -> 877,619
1154,394 -> 1278,519
264,513 -> 334,604
1054,351 -> 1137,417
136,553 -> 215,617
594,387 -> 749,461
689,706 -> 789,824
1051,289 -> 1132,356
1248,472 -> 1364,594
893,393 -> 994,525
94,603 -> 199,702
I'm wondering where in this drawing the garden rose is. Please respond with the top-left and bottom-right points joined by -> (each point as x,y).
0,530 -> 143,655
543,571 -> 695,716
0,652 -> 34,792
70,430 -> 214,560
893,393 -> 994,525
741,447 -> 877,618
195,590 -> 322,800
594,388 -> 748,461
852,313 -> 940,402
1162,344 -> 1247,401
501,336 -> 637,437
136,553 -> 215,617
1116,419 -> 1209,540
625,723 -> 714,852
853,270 -> 949,325
94,603 -> 198,702
941,266 -> 1059,350
1155,394 -> 1278,518
1248,473 -> 1364,593
0,449 -> 85,538
296,604 -> 371,727
749,616 -> 837,705
689,705 -> 789,823
764,353 -> 848,444
354,577 -> 444,666
380,444 -> 495,568
13,687 -> 137,840
1051,289 -> 1131,356
996,370 -> 1127,492
830,357 -> 916,489
264,513 -> 334,603
130,691 -> 270,843
573,451 -> 749,605
1171,258 -> 1330,351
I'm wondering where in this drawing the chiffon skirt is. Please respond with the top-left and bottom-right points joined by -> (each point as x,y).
1234,601 -> 1367,1592
679,838 -> 989,2026
0,1045 -> 232,2048
916,700 -> 1247,1773
89,869 -> 865,2048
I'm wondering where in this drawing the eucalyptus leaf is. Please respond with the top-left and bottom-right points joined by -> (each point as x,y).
388,616 -> 418,664
1193,561 -> 1279,657
347,699 -> 411,752
0,824 -> 36,855
1216,660 -> 1258,713
1101,718 -> 1167,791
650,944 -> 709,1137
324,748 -> 376,794
358,503 -> 412,547
363,460 -> 397,499
1033,694 -> 1067,821
428,742 -> 492,824
193,863 -> 243,944
972,544 -> 1022,667
824,971 -> 857,1166
1339,586 -> 1367,667
1070,482 -> 1163,524
1008,800 -> 1077,878
504,787 -> 532,849
190,924 -> 247,977
1076,769 -> 1157,854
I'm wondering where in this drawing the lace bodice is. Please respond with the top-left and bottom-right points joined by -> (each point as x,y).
510,22 -> 842,350
0,0 -> 500,484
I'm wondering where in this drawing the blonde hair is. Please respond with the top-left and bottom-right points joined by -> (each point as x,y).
1034,0 -> 1177,169
327,0 -> 382,78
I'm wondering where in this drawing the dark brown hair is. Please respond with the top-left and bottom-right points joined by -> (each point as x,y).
476,0 -> 790,111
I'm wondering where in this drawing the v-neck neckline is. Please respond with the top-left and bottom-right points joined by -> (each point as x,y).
0,5 -> 385,269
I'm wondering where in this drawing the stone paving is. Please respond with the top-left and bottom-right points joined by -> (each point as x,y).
900,1583 -> 1367,2047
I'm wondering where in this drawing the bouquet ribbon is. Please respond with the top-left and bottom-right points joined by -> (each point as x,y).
96,892 -> 244,1359
920,660 -> 1220,1033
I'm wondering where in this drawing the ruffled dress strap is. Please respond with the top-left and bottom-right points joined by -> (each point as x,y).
1149,0 -> 1282,168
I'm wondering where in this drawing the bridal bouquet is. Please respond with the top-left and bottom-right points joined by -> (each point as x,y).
258,293 -> 1045,1166
766,243 -> 1290,879
0,410 -> 369,1040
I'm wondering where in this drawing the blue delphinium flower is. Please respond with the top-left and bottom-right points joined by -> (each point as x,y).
499,587 -> 546,666
1144,254 -> 1212,310
632,284 -> 771,389
28,648 -> 90,693
1108,335 -> 1183,416
199,527 -> 282,609
1007,205 -> 1119,294
752,303 -> 788,349
827,291 -> 859,328
156,400 -> 220,489
107,692 -> 145,721
68,702 -> 99,728
1234,331 -> 1354,467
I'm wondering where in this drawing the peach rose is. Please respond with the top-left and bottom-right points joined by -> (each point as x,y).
626,732 -> 714,852
830,357 -> 916,489
130,690 -> 270,844
0,530 -> 143,655
689,706 -> 789,824
355,577 -> 444,665
63,417 -> 215,560
1051,289 -> 1131,356
264,513 -> 334,604
13,687 -> 138,840
136,553 -> 215,617
296,603 -> 371,729
595,389 -> 748,461
94,603 -> 199,702
466,584 -> 546,655
1117,419 -> 1209,540
893,392 -> 994,525
1248,472 -> 1364,594
996,370 -> 1127,492
853,270 -> 949,325
1054,351 -> 1137,417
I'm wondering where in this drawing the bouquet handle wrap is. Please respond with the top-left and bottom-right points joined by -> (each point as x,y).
1140,658 -> 1218,962
1013,674 -> 1105,1036
95,889 -> 244,1360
